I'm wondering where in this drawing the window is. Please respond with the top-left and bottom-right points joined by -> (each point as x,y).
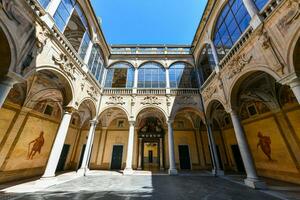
79,32 -> 91,59
198,44 -> 216,83
38,0 -> 51,8
169,63 -> 198,88
254,0 -> 268,10
105,62 -> 134,88
213,0 -> 251,60
138,62 -> 166,88
88,45 -> 105,83
44,105 -> 53,116
53,0 -> 76,32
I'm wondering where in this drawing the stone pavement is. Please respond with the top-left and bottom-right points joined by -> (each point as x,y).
0,172 -> 293,200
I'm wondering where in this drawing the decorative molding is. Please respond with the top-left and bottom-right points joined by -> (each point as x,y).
87,86 -> 99,101
52,53 -> 76,80
202,85 -> 217,101
36,25 -> 50,54
106,96 -> 125,105
176,96 -> 197,105
141,96 -> 161,105
277,0 -> 300,33
226,54 -> 253,80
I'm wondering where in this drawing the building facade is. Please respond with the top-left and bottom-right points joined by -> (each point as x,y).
0,0 -> 299,189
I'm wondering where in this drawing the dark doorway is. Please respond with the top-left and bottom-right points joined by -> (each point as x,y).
78,144 -> 86,170
56,144 -> 70,172
231,145 -> 246,173
216,145 -> 224,170
111,145 -> 123,170
178,145 -> 191,170
148,150 -> 153,163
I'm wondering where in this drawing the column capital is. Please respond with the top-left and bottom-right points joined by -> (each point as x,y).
128,120 -> 136,126
167,119 -> 174,124
64,107 -> 76,114
89,119 -> 99,125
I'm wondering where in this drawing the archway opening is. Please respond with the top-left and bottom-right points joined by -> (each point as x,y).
0,27 -> 11,78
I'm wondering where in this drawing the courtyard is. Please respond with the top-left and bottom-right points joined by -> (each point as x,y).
1,171 -> 300,200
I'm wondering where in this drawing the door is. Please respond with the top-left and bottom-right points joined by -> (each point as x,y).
111,145 -> 123,170
77,144 -> 86,170
178,145 -> 191,170
231,145 -> 245,173
56,144 -> 70,172
148,150 -> 153,163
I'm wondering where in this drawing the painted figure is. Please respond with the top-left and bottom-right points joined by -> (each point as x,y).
257,132 -> 272,160
28,131 -> 45,160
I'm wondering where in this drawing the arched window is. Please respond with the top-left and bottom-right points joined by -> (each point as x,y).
254,0 -> 268,10
138,62 -> 166,88
88,45 -> 105,83
198,44 -> 216,83
38,0 -> 51,8
53,0 -> 91,59
213,0 -> 251,60
169,63 -> 198,88
105,62 -> 134,88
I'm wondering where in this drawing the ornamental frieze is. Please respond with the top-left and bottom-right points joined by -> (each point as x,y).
52,53 -> 76,80
176,96 -> 197,106
87,86 -> 99,101
141,96 -> 161,105
202,85 -> 217,101
106,96 -> 125,105
277,0 -> 299,33
36,25 -> 50,54
226,54 -> 253,80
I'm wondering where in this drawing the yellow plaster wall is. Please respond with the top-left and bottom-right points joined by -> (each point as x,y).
174,130 -> 200,168
285,108 -> 300,142
200,131 -> 212,166
0,107 -> 16,145
4,115 -> 59,171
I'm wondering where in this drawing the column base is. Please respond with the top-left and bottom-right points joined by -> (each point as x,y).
212,169 -> 224,176
123,168 -> 134,175
168,168 -> 178,175
39,176 -> 58,184
160,167 -> 165,171
77,168 -> 89,176
244,178 -> 267,189
137,167 -> 142,170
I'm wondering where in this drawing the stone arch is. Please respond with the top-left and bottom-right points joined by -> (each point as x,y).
135,105 -> 168,122
205,98 -> 228,121
286,20 -> 300,73
228,67 -> 281,108
25,66 -> 75,107
0,19 -> 16,78
168,60 -> 195,69
138,60 -> 165,69
107,60 -> 135,69
98,106 -> 130,128
170,106 -> 204,122
99,106 -> 130,122
77,98 -> 97,119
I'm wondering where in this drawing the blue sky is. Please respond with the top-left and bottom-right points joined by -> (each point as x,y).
90,0 -> 207,45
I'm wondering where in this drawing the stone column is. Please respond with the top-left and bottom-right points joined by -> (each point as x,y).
0,77 -> 14,108
242,0 -> 262,28
167,120 -> 177,175
207,124 -> 224,175
209,41 -> 220,73
78,120 -> 98,175
137,138 -> 142,170
41,108 -> 73,179
47,0 -> 62,16
289,78 -> 300,104
133,67 -> 138,93
159,138 -> 164,170
124,121 -> 135,175
166,68 -> 171,94
229,109 -> 266,189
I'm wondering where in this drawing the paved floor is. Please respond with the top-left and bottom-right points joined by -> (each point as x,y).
0,173 -> 288,200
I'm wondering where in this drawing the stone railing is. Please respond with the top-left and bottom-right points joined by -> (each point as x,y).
103,88 -> 133,95
261,0 -> 284,19
200,70 -> 217,91
170,88 -> 200,95
137,89 -> 166,95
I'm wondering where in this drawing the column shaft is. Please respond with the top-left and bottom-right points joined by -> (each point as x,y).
42,110 -> 72,178
0,77 -> 14,108
167,121 -> 177,175
289,78 -> 300,104
78,120 -> 98,174
230,110 -> 266,188
137,138 -> 142,170
124,121 -> 135,174
134,68 -> 138,88
207,124 -> 223,175
159,138 -> 164,170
